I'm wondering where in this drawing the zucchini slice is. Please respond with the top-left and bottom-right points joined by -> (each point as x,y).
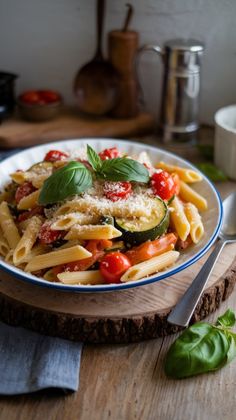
115,198 -> 169,245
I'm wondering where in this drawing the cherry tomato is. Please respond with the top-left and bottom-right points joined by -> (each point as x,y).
99,147 -> 119,160
15,182 -> 36,204
17,205 -> 44,223
99,252 -> 131,284
38,90 -> 61,103
151,171 -> 179,201
44,150 -> 69,162
103,181 -> 132,202
19,91 -> 41,104
19,90 -> 61,105
39,223 -> 64,245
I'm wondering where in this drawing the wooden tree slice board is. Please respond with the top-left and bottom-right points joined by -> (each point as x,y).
0,244 -> 236,344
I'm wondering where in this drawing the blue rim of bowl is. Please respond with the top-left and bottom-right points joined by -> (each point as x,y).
0,139 -> 223,293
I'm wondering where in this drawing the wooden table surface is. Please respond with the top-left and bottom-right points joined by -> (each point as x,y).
0,129 -> 236,420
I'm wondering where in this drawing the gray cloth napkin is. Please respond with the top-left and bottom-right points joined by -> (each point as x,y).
0,149 -> 83,395
0,321 -> 83,395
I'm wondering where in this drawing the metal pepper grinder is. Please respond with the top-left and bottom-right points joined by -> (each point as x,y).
137,39 -> 204,143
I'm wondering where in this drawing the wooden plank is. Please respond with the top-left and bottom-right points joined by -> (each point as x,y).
0,108 -> 154,149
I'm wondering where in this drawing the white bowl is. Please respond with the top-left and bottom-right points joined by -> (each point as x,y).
0,138 -> 223,292
215,105 -> 236,180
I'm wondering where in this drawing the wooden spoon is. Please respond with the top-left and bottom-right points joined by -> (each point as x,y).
74,0 -> 119,116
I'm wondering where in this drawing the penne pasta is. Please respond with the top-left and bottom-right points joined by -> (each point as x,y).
17,189 -> 41,210
13,216 -> 42,265
10,171 -> 29,185
25,245 -> 92,272
51,213 -> 99,230
0,226 -> 10,257
156,161 -> 202,183
5,250 -> 14,265
179,181 -> 208,211
65,224 -> 122,240
170,196 -> 190,241
184,203 -> 204,244
57,270 -> 104,285
20,244 -> 49,263
0,201 -> 20,249
121,251 -> 180,282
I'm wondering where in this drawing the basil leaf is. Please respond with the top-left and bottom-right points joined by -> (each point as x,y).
164,322 -> 231,379
217,309 -> 236,328
87,145 -> 102,171
39,161 -> 92,205
196,163 -> 227,182
98,158 -> 150,183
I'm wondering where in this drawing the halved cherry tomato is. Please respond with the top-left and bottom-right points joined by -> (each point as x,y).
17,205 -> 44,223
151,171 -> 179,201
125,233 -> 177,265
104,181 -> 132,202
15,182 -> 36,204
44,150 -> 69,162
99,252 -> 131,284
53,239 -> 112,276
39,223 -> 65,245
99,147 -> 119,160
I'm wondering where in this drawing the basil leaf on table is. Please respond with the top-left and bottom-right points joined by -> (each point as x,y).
39,161 -> 92,205
216,309 -> 236,328
87,145 -> 102,171
98,157 -> 150,183
196,163 -> 227,182
164,309 -> 236,379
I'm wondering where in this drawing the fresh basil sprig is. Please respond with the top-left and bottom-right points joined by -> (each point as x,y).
87,145 -> 149,183
164,309 -> 236,379
87,144 -> 102,171
39,161 -> 92,205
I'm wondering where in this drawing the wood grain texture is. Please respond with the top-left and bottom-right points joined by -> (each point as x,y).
0,107 -> 154,149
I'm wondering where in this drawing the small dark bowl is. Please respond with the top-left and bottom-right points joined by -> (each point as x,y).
17,97 -> 63,122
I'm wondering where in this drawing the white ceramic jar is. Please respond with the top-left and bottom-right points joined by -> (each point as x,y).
214,105 -> 236,180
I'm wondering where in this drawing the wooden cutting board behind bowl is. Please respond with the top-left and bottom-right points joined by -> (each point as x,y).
0,107 -> 155,149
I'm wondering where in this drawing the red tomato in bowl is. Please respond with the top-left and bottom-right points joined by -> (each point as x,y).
38,90 -> 61,103
99,252 -> 131,284
19,90 -> 61,105
19,91 -> 41,105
